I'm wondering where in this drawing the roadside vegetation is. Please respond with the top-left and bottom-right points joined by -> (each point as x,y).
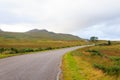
0,40 -> 87,59
61,41 -> 120,80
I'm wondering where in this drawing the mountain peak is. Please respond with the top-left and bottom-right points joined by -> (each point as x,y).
0,29 -> 3,32
26,29 -> 48,33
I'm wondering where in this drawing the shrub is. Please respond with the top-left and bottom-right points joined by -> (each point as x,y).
93,63 -> 120,76
108,40 -> 111,45
2,50 -> 16,54
38,48 -> 44,51
10,48 -> 18,53
17,49 -> 24,53
0,48 -> 5,53
94,64 -> 106,71
87,50 -> 103,57
45,47 -> 53,50
23,48 -> 34,52
110,56 -> 120,61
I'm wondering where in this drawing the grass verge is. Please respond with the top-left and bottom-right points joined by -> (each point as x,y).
61,52 -> 86,80
61,44 -> 120,80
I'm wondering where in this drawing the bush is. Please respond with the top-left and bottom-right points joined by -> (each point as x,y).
38,48 -> 44,51
0,47 -> 56,54
10,48 -> 18,53
94,64 -> 106,71
110,56 -> 120,61
0,48 -> 5,53
87,50 -> 103,57
45,47 -> 53,50
93,63 -> 120,76
21,48 -> 34,52
26,48 -> 34,52
2,50 -> 16,54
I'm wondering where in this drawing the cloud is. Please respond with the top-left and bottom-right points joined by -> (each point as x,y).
73,18 -> 120,40
0,0 -> 120,40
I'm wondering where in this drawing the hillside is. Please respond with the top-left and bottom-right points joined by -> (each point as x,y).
61,43 -> 120,80
0,29 -> 86,58
0,29 -> 82,41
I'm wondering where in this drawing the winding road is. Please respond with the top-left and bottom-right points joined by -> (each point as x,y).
0,46 -> 87,80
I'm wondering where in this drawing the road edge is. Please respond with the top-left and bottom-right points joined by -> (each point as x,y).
56,45 -> 94,80
56,57 -> 62,80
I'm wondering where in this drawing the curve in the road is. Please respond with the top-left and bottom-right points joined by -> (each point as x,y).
0,46 -> 87,80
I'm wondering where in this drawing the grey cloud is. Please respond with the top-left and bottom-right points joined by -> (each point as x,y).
74,20 -> 120,40
0,0 -> 120,40
0,11 -> 37,24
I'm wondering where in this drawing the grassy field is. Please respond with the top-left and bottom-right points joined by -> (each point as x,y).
0,40 -> 87,59
61,42 -> 120,80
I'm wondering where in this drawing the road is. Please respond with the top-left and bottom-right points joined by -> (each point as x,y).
0,46 -> 87,80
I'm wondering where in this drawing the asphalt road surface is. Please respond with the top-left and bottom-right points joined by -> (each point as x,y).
0,46 -> 87,80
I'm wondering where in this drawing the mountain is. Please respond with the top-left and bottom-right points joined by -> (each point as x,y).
0,29 -> 82,41
0,29 -> 3,32
26,29 -> 48,33
26,29 -> 81,40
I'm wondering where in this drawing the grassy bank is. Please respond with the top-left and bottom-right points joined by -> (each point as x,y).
0,47 -> 55,59
61,44 -> 120,80
0,40 -> 87,59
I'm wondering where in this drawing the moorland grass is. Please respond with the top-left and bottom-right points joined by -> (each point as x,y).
0,40 -> 86,59
61,43 -> 120,80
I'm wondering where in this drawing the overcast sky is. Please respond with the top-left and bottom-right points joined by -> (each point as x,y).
0,0 -> 120,40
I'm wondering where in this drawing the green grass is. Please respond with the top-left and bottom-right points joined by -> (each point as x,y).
62,52 -> 86,80
61,43 -> 120,80
0,54 -> 18,59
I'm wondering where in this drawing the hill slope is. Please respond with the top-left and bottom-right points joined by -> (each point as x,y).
0,29 -> 82,41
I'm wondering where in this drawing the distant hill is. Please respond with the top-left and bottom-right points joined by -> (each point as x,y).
0,29 -> 3,32
0,29 -> 82,41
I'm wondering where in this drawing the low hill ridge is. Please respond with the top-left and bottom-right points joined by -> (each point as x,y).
0,29 -> 82,41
